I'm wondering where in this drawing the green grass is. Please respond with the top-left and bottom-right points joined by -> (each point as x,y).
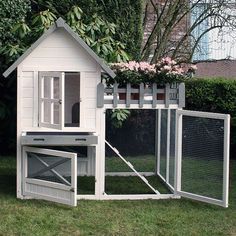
0,156 -> 236,235
77,176 -> 170,195
106,155 -> 156,172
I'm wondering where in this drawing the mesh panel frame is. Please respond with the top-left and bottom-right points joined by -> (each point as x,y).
176,110 -> 230,207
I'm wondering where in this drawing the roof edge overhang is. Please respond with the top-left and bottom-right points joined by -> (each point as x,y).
3,17 -> 116,78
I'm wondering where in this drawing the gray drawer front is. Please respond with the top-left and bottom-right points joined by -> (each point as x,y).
21,135 -> 98,146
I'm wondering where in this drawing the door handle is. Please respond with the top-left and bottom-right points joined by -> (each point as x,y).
58,99 -> 62,104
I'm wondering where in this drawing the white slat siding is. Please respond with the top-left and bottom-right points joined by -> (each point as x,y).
21,71 -> 34,128
21,28 -> 97,71
82,71 -> 100,130
18,28 -> 102,132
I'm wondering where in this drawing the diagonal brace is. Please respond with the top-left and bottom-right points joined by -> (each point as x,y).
28,153 -> 71,186
105,140 -> 160,195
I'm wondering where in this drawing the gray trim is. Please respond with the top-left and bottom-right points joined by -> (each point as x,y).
165,83 -> 170,108
99,83 -> 183,108
126,83 -> 131,107
97,83 -> 105,108
21,135 -> 98,146
113,83 -> 118,108
178,83 -> 185,108
3,17 -> 116,78
152,83 -> 157,108
139,83 -> 144,108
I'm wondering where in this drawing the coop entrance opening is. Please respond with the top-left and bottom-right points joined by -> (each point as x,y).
64,72 -> 80,127
105,109 -> 173,195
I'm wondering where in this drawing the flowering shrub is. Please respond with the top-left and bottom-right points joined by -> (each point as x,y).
108,58 -> 197,86
108,61 -> 155,86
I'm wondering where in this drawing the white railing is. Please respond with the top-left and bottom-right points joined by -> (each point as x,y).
97,82 -> 185,109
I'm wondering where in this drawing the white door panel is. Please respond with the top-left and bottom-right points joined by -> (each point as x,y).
176,109 -> 230,207
23,146 -> 77,206
39,72 -> 64,129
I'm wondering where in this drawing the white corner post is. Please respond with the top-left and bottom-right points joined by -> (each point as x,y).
95,108 -> 106,199
166,109 -> 171,183
17,66 -> 23,199
155,109 -> 161,175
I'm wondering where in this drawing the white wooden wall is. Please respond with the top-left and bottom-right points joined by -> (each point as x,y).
16,27 -> 104,198
21,71 -> 36,128
82,71 -> 99,131
18,28 -> 101,132
21,29 -> 97,72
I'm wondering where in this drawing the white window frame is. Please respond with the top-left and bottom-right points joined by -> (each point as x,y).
39,71 -> 65,129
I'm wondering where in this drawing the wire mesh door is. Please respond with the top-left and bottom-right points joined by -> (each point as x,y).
176,110 -> 230,207
23,146 -> 77,206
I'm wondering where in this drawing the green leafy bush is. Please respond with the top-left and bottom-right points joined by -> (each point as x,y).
31,0 -> 143,60
0,0 -> 30,45
185,78 -> 236,116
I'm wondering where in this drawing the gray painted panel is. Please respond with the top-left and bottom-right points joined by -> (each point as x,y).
178,83 -> 185,108
21,135 -> 98,146
97,83 -> 105,108
126,83 -> 131,107
152,83 -> 157,108
113,83 -> 118,108
139,83 -> 144,108
165,83 -> 170,108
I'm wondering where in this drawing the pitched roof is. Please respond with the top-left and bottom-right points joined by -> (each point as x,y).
3,17 -> 116,78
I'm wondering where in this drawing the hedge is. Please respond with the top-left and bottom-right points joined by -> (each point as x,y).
185,78 -> 236,117
185,78 -> 236,158
0,0 -> 30,46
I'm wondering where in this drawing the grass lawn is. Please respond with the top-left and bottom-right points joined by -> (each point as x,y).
0,156 -> 236,236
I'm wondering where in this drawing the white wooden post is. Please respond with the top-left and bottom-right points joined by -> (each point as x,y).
95,108 -> 106,199
100,109 -> 106,197
166,109 -> 171,183
60,72 -> 65,129
223,114 -> 230,207
17,66 -> 23,198
156,109 -> 161,174
33,71 -> 39,127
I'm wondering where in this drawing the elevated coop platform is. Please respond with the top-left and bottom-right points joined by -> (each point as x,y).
97,82 -> 185,109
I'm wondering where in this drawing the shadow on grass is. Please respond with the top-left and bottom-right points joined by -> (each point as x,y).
0,174 -> 16,197
0,156 -> 16,197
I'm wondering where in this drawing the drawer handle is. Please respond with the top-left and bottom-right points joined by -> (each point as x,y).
33,138 -> 45,141
75,138 -> 86,141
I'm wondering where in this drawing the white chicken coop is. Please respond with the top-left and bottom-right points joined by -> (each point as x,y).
3,18 -> 230,207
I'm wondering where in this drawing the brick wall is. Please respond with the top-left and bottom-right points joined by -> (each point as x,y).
195,60 -> 236,78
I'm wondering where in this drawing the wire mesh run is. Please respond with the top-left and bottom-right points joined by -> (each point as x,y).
160,109 -> 167,179
169,110 -> 176,187
27,152 -> 72,185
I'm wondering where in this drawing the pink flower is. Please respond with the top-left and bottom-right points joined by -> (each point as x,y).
162,57 -> 172,64
190,65 -> 197,71
163,65 -> 171,71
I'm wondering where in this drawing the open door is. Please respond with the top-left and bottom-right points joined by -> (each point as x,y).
39,72 -> 64,129
176,110 -> 230,207
23,146 -> 77,206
